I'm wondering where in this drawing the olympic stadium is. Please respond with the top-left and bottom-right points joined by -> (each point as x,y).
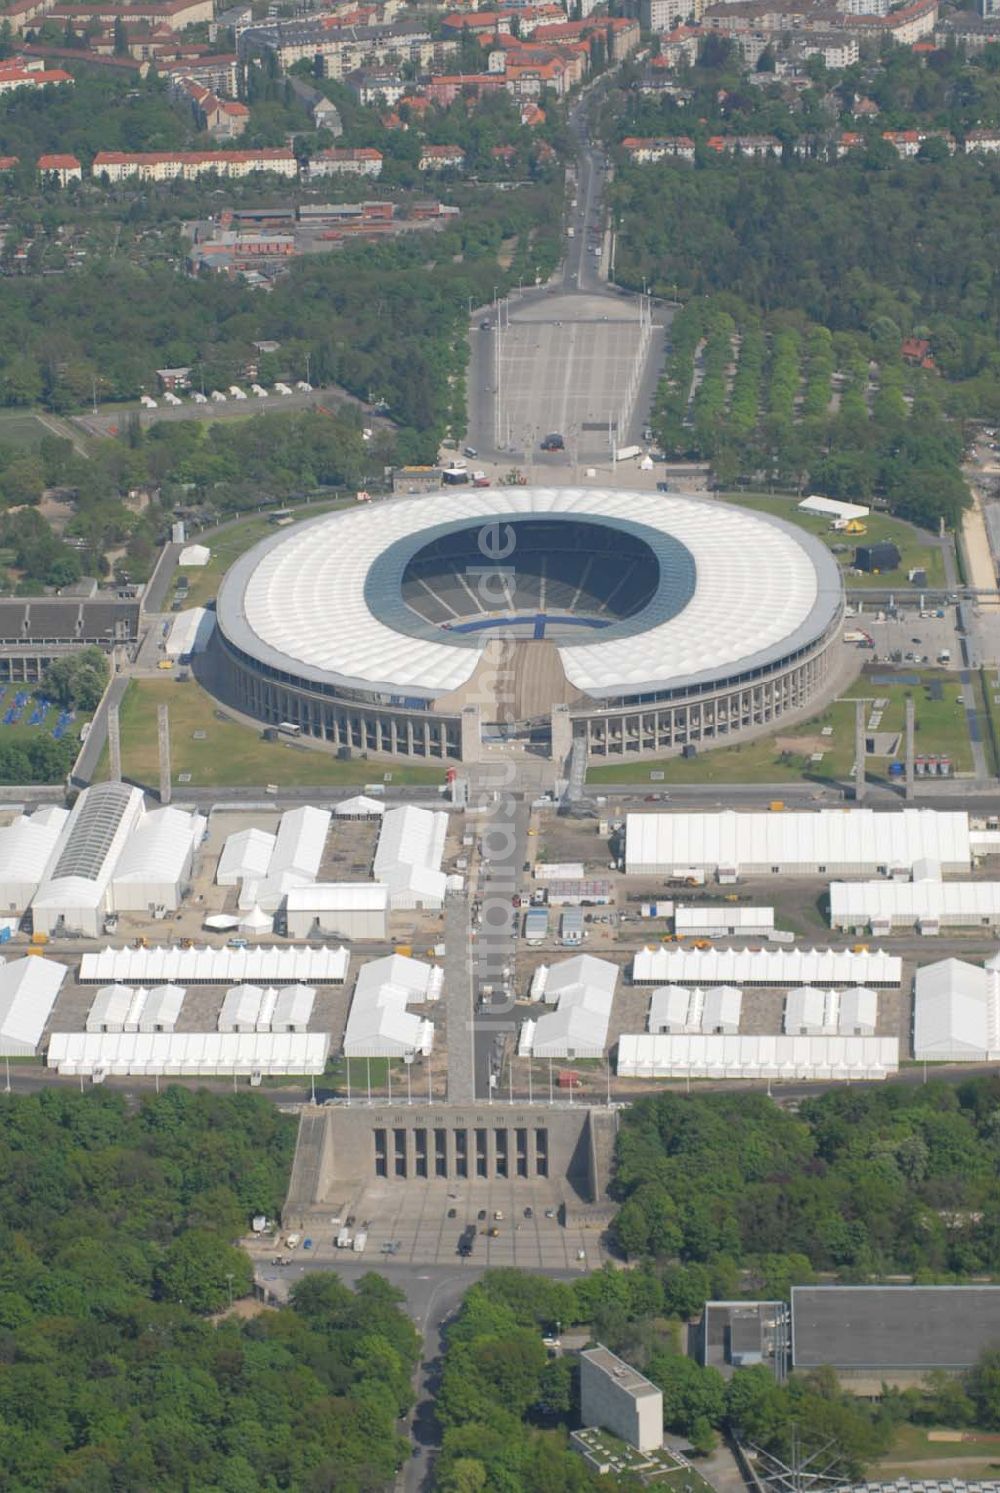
213,488 -> 845,763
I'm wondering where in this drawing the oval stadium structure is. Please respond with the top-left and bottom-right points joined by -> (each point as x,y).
214,488 -> 845,763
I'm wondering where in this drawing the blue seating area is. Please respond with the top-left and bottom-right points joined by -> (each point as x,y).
0,691 -> 73,739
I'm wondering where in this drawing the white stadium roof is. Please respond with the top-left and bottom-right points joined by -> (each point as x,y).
625,809 -> 974,875
0,956 -> 67,1057
80,943 -> 349,985
618,1033 -> 898,1080
216,488 -> 841,700
632,944 -> 901,987
46,1030 -> 330,1077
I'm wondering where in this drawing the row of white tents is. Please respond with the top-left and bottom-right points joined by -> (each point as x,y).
47,1031 -> 331,1078
80,943 -> 349,986
632,944 -> 902,988
617,1034 -> 900,1081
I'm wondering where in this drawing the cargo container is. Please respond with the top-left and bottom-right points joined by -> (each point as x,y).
560,908 -> 584,946
524,908 -> 549,945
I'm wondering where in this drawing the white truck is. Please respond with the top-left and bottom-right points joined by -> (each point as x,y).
613,445 -> 642,462
336,1226 -> 351,1249
353,1230 -> 368,1254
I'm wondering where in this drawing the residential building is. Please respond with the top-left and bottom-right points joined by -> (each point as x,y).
345,67 -> 407,106
853,0 -> 938,42
91,149 -> 298,181
641,0 -> 704,30
418,144 -> 466,171
796,30 -> 858,64
37,153 -> 82,184
965,128 -> 1000,154
836,130 -> 866,156
0,59 -> 73,94
882,127 -> 955,156
308,146 -> 383,178
622,135 -> 695,163
172,78 -> 249,137
936,13 -> 1000,47
209,1 -> 252,42
579,1347 -> 663,1455
47,0 -> 214,29
156,54 -> 240,95
423,72 -> 505,106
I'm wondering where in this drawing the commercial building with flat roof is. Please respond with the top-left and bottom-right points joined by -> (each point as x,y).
791,1286 -> 1000,1382
579,1345 -> 663,1453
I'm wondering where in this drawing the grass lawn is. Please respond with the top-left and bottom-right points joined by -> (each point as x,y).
878,1422 -> 1000,1470
976,666 -> 1000,776
96,677 -> 445,790
0,412 -> 51,452
0,684 -> 92,768
718,491 -> 945,590
588,671 -> 972,785
178,501 -> 349,609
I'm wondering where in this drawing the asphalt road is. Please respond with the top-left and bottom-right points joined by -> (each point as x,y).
471,794 -> 529,1098
255,1256 -> 581,1493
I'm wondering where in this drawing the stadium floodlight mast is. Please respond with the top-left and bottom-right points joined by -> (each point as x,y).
749,1428 -> 843,1492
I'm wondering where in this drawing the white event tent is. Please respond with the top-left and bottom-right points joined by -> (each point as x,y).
618,1033 -> 898,1081
46,1030 -> 330,1078
0,955 -> 67,1056
632,945 -> 900,988
373,806 -> 448,910
519,954 -> 618,1059
81,943 -> 349,985
342,953 -> 440,1058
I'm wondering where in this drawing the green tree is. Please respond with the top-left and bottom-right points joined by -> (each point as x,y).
154,1229 -> 252,1313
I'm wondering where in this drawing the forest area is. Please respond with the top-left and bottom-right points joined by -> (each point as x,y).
612,154 -> 1000,524
0,182 -> 562,460
612,1080 -> 1000,1277
648,296 -> 968,526
0,1088 -> 418,1492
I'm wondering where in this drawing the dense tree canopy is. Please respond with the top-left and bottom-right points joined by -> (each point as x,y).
613,1079 -> 1000,1278
613,159 -> 1000,384
0,1088 -> 417,1490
